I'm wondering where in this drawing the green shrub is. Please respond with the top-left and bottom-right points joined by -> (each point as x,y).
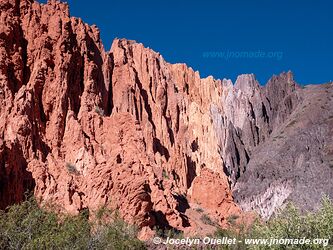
91,209 -> 145,250
154,226 -> 183,239
200,213 -> 216,226
94,106 -> 105,116
227,214 -> 240,226
248,197 -> 333,250
211,197 -> 333,250
195,207 -> 204,213
66,162 -> 80,175
162,169 -> 169,179
0,196 -> 145,250
1,196 -> 332,250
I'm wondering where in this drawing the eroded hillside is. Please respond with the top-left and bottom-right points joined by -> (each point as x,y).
1,0 -> 332,238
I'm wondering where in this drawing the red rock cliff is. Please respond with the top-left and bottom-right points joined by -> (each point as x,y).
0,0 -> 300,236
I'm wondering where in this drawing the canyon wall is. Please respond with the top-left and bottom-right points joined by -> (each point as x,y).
1,0 -> 332,238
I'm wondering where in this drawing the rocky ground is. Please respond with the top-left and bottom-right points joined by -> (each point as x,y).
0,0 -> 332,240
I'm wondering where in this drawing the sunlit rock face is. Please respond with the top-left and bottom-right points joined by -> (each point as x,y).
1,0 -> 332,238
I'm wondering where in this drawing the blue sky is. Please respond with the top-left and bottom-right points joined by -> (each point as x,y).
39,0 -> 332,85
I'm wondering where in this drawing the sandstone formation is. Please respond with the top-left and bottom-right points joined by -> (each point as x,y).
1,0 -> 332,239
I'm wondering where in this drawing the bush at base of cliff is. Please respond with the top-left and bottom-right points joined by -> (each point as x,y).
0,197 -> 145,250
248,197 -> 333,250
213,197 -> 333,250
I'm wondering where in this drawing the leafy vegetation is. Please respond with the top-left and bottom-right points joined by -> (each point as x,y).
195,207 -> 204,213
200,213 -> 216,226
66,162 -> 80,175
227,214 -> 239,226
247,197 -> 333,250
94,105 -> 105,116
213,197 -> 333,250
0,195 -> 332,250
0,196 -> 145,250
162,169 -> 169,179
154,226 -> 184,240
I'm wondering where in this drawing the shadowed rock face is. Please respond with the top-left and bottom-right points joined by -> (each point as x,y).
1,0 -> 332,237
233,83 -> 333,219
